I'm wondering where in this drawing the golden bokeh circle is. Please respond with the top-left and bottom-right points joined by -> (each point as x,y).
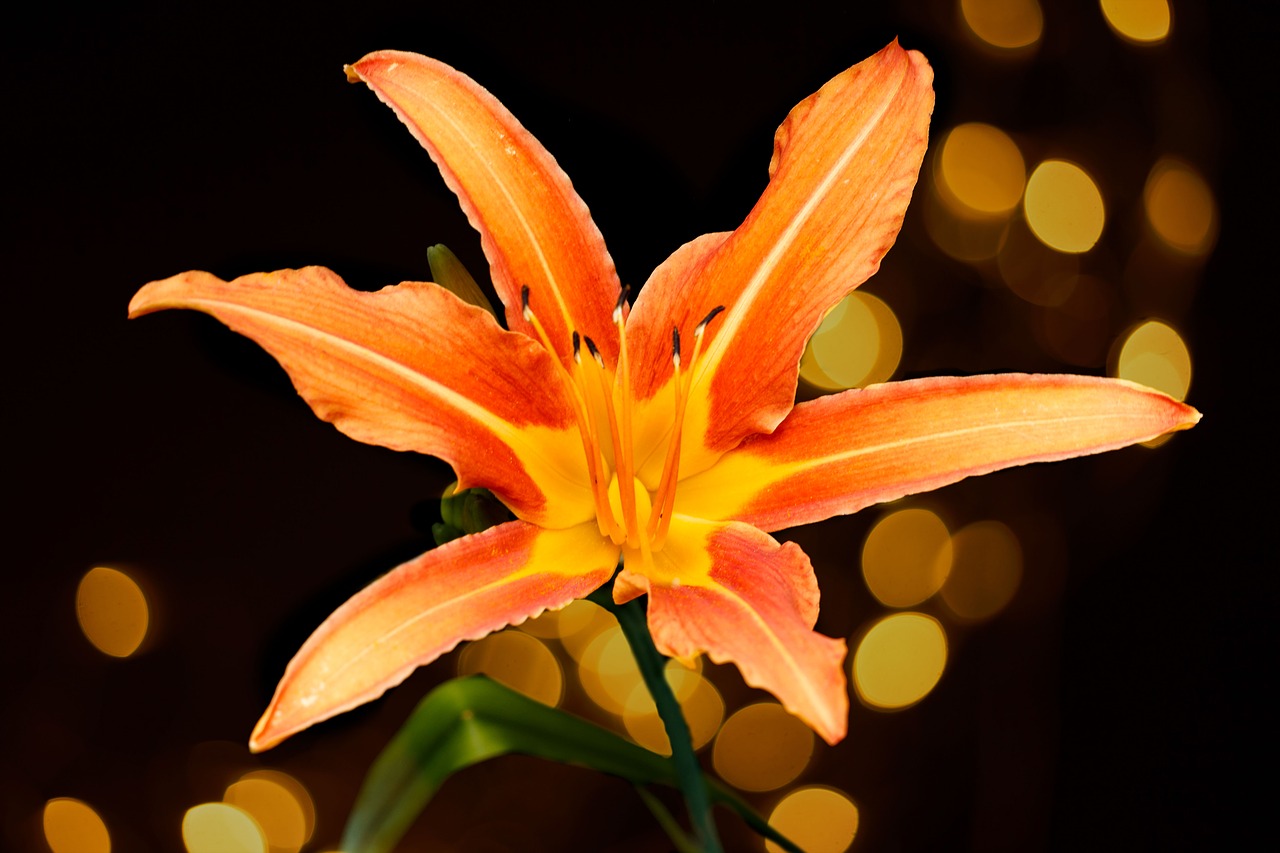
853,613 -> 948,710
182,803 -> 266,853
937,123 -> 1026,215
224,770 -> 314,853
1113,320 -> 1192,401
712,703 -> 815,792
940,521 -> 1023,621
960,0 -> 1044,50
801,292 -> 902,391
1144,158 -> 1217,256
43,798 -> 111,853
458,630 -> 564,707
1024,160 -> 1105,253
76,567 -> 149,658
862,509 -> 953,608
1100,0 -> 1171,44
765,786 -> 859,853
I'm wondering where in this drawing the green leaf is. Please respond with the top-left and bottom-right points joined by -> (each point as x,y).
427,244 -> 496,316
341,676 -> 802,853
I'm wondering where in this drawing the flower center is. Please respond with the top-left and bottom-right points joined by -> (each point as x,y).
522,286 -> 723,565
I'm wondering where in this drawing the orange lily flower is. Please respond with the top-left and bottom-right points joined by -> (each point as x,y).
129,42 -> 1199,752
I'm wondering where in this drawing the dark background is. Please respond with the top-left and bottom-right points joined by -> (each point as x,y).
5,1 -> 1268,850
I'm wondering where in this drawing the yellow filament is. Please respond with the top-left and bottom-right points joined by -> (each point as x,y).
648,344 -> 685,542
574,351 -> 624,543
612,309 -> 642,548
523,292 -> 616,539
655,322 -> 708,549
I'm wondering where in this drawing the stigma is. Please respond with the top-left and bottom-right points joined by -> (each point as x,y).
523,287 -> 723,565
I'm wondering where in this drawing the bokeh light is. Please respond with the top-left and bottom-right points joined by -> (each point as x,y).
43,798 -> 110,853
76,566 -> 149,658
936,123 -> 1026,216
853,613 -> 948,710
1144,158 -> 1217,256
1033,274 -> 1117,367
555,600 -> 618,661
223,770 -> 315,853
578,625 -> 643,714
1114,320 -> 1192,401
459,629 -> 564,707
765,787 -> 859,853
182,803 -> 266,853
800,292 -> 902,391
959,0 -> 1044,51
862,508 -> 953,608
1100,0 -> 1171,44
712,703 -> 815,792
623,669 -> 724,754
1024,160 -> 1106,253
941,521 -> 1023,621
519,598 -> 599,640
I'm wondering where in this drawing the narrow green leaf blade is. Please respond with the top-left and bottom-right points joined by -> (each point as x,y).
341,676 -> 802,853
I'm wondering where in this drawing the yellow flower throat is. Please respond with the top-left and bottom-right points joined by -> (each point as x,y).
522,286 -> 723,565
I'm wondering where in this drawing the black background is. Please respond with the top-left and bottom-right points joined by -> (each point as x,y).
5,1 -> 1268,850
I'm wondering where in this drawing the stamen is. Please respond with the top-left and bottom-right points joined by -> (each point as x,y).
572,335 -> 624,543
651,305 -> 725,549
611,294 -> 642,548
584,335 -> 636,546
524,288 -> 616,539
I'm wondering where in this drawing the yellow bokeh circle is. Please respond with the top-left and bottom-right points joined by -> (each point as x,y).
43,798 -> 111,853
801,291 -> 902,391
1024,160 -> 1105,253
76,567 -> 149,658
712,703 -> 815,792
1100,0 -> 1171,44
182,803 -> 266,853
1144,158 -> 1217,256
937,123 -> 1026,216
862,508 -> 953,608
960,0 -> 1044,50
853,613 -> 948,709
1113,320 -> 1192,402
459,630 -> 564,707
765,786 -> 859,853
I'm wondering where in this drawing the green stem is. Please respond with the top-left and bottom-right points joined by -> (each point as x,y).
589,587 -> 723,853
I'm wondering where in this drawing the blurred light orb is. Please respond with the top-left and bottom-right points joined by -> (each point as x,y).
853,613 -> 948,709
520,597 -> 598,639
459,630 -> 564,707
76,566 -> 149,658
941,521 -> 1023,621
801,292 -> 902,391
556,600 -> 617,661
224,770 -> 314,853
712,703 -> 815,792
937,123 -> 1026,215
623,670 -> 724,754
960,0 -> 1044,50
578,625 -> 642,714
43,798 -> 111,853
182,803 -> 266,853
862,509 -> 953,608
1114,320 -> 1192,401
1100,0 -> 1171,43
765,787 -> 859,853
1024,160 -> 1105,253
1144,158 -> 1217,255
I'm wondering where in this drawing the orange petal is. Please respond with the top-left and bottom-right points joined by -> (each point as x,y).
677,374 -> 1202,532
130,267 -> 593,527
619,518 -> 848,744
250,520 -> 619,751
627,41 -> 934,477
349,51 -> 621,364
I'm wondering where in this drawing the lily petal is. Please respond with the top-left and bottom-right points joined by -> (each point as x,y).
130,267 -> 593,527
349,51 -> 621,363
628,41 -> 934,477
250,520 -> 619,751
676,374 -> 1202,532
618,518 -> 848,745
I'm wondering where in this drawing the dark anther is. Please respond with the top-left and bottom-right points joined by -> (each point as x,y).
520,285 -> 531,311
584,336 -> 602,360
672,327 -> 682,360
614,286 -> 631,315
698,305 -> 726,331
572,330 -> 581,355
